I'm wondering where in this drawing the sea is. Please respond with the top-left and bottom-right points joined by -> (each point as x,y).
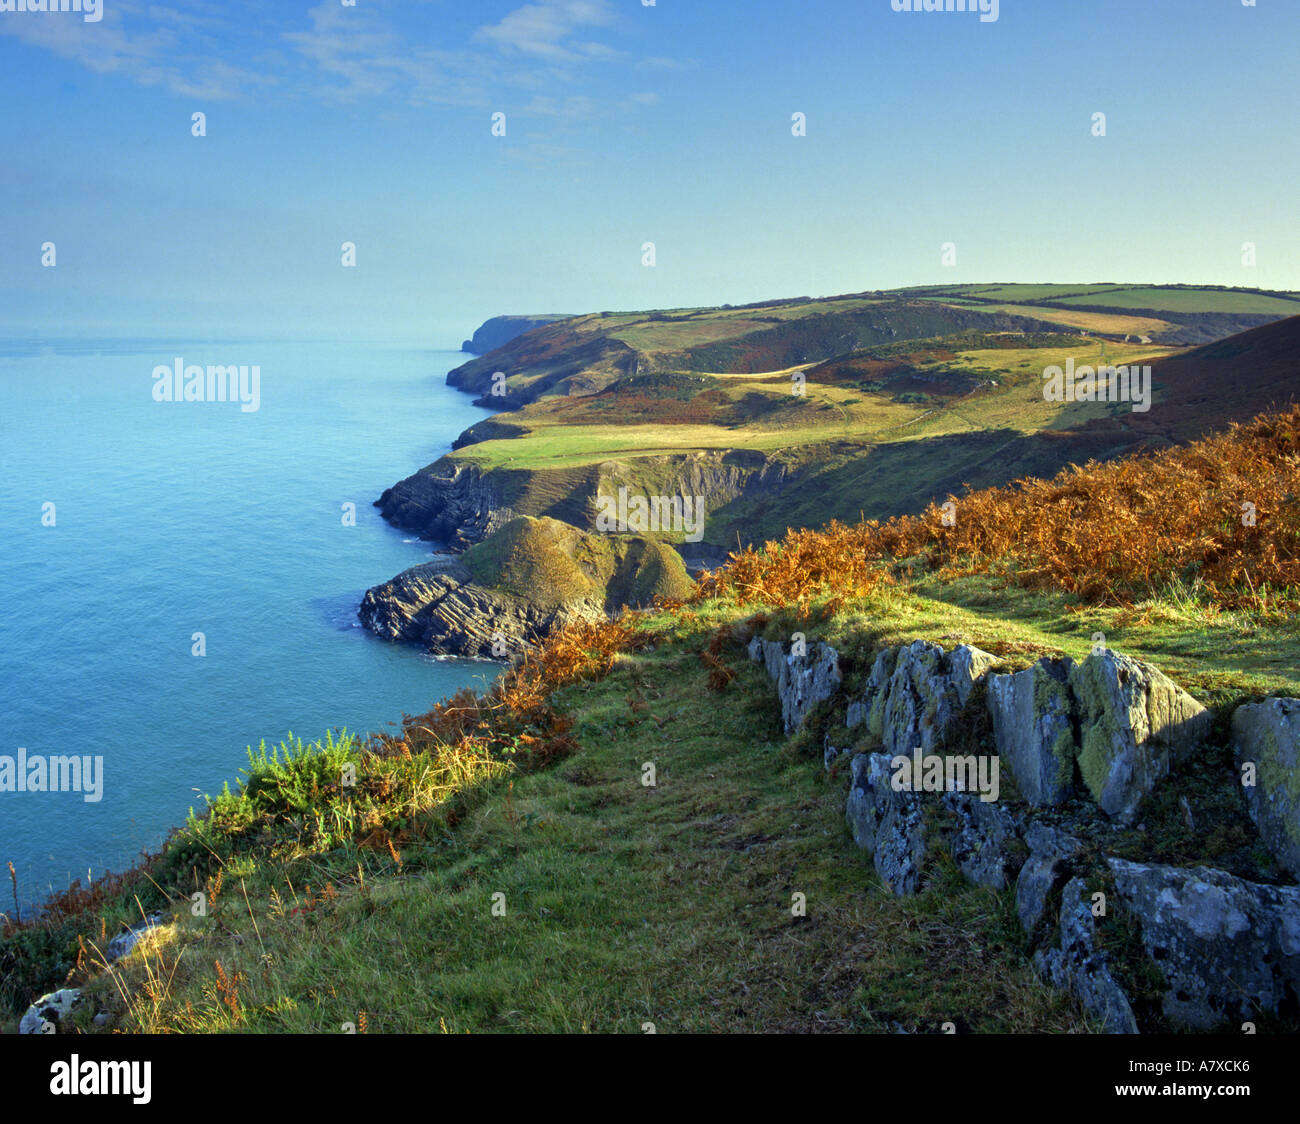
0,339 -> 498,914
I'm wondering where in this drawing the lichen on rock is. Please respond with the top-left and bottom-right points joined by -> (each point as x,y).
1069,649 -> 1211,824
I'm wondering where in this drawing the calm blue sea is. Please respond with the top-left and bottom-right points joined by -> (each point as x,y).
0,339 -> 496,913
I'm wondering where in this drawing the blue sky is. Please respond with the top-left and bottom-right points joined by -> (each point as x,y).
1,0 -> 1297,344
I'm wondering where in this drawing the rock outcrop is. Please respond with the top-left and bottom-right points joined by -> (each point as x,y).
846,752 -> 931,895
1015,823 -> 1085,935
1109,859 -> 1300,1030
375,448 -> 791,551
18,987 -> 84,1034
1033,877 -> 1139,1034
1232,696 -> 1300,880
846,640 -> 997,756
460,314 -> 574,355
943,791 -> 1025,891
105,913 -> 164,963
360,515 -> 693,657
1069,650 -> 1212,824
987,658 -> 1077,806
746,631 -> 1300,1032
747,637 -> 841,735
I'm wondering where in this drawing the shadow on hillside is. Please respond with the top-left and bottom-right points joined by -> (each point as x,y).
706,426 -> 1153,548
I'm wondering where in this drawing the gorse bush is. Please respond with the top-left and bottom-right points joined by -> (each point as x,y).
238,732 -> 357,818
696,406 -> 1300,614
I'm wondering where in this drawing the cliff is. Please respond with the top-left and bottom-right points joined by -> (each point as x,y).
460,315 -> 574,355
374,447 -> 794,552
358,515 -> 694,657
9,406 -> 1300,1037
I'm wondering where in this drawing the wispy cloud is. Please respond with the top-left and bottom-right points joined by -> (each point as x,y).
475,0 -> 618,64
282,2 -> 484,106
0,0 -> 274,101
637,55 -> 699,71
0,0 -> 638,117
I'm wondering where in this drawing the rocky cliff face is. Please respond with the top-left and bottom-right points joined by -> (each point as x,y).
375,458 -> 515,548
749,633 -> 1300,1032
449,331 -> 637,406
359,554 -> 601,658
359,516 -> 694,657
460,315 -> 574,355
375,448 -> 795,552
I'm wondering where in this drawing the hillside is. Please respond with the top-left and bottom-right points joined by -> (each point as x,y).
444,284 -> 1300,409
461,315 -> 575,356
5,407 -> 1300,1035
358,515 -> 694,657
375,306 -> 1300,579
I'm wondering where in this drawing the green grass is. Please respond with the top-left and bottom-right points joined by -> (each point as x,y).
1055,287 -> 1300,315
449,339 -> 1177,476
48,618 -> 1089,1033
461,515 -> 695,608
11,565 -> 1296,1034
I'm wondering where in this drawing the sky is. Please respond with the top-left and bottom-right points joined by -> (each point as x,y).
1,0 -> 1297,346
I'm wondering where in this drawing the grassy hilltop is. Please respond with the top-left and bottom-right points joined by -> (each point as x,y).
4,395 -> 1299,1033
377,284 -> 1300,559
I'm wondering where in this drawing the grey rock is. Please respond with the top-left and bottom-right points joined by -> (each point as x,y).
750,638 -> 841,735
756,638 -> 785,685
19,988 -> 84,1035
845,700 -> 866,730
987,657 -> 1077,806
106,912 -> 164,963
1016,823 -> 1085,935
1108,858 -> 1300,1030
858,647 -> 899,739
943,792 -> 1025,890
359,554 -> 605,659
1033,877 -> 1138,1034
1232,697 -> 1300,880
949,645 -> 1000,707
1069,649 -> 1211,824
780,642 -> 842,735
846,752 -> 931,895
876,641 -> 997,757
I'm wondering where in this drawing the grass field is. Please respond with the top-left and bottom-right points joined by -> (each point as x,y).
977,304 -> 1174,337
1054,288 -> 1300,315
450,338 -> 1180,473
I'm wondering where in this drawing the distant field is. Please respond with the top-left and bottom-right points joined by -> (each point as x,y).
610,319 -> 772,351
1054,288 -> 1300,315
607,298 -> 891,353
451,339 -> 1181,472
959,284 -> 1127,302
977,303 -> 1174,337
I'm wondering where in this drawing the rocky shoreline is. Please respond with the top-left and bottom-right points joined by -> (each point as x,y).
362,345 -> 795,653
